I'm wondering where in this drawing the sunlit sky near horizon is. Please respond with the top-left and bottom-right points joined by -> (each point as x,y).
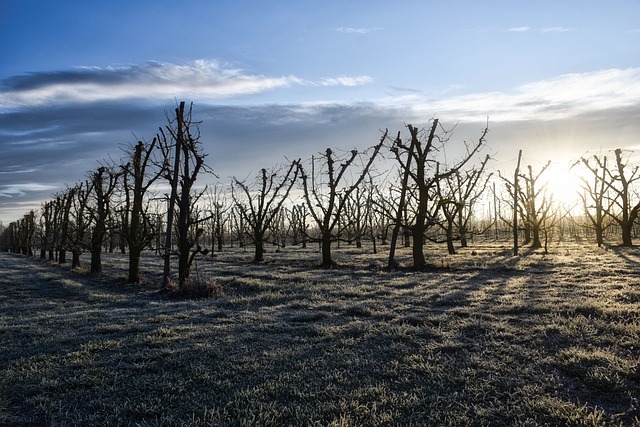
1,0 -> 640,222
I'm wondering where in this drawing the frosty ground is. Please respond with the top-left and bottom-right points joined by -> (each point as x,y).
1,242 -> 639,426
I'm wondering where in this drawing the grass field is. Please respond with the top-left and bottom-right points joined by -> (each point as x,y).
1,242 -> 639,426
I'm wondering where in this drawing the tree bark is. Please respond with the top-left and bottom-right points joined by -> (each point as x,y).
513,150 -> 522,256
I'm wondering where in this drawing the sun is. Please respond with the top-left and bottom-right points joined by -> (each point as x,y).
542,163 -> 583,210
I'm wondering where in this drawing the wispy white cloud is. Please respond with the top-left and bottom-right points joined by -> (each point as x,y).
0,60 -> 371,108
0,183 -> 58,198
505,26 -> 571,33
626,28 -> 640,34
335,27 -> 382,34
405,68 -> 640,122
541,26 -> 570,33
0,60 -> 295,107
317,76 -> 374,87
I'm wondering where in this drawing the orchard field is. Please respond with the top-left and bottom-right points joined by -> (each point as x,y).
1,242 -> 639,426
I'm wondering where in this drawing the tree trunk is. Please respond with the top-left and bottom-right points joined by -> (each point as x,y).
72,252 -> 81,269
513,150 -> 522,256
128,252 -> 141,283
446,226 -> 456,255
460,230 -> 468,248
254,233 -> 264,263
178,248 -> 190,285
321,231 -> 334,266
531,224 -> 542,249
412,223 -> 426,269
621,225 -> 633,247
90,246 -> 102,273
595,225 -> 603,247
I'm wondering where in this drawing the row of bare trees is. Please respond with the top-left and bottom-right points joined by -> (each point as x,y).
2,104 -> 640,280
1,102 -> 212,287
496,148 -> 640,255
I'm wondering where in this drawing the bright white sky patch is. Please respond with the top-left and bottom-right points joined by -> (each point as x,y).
408,68 -> 640,122
318,76 -> 374,87
541,26 -> 570,33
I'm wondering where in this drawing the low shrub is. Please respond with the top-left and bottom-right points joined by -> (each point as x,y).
165,277 -> 224,299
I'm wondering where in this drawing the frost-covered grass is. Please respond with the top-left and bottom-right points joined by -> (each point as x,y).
0,242 -> 639,426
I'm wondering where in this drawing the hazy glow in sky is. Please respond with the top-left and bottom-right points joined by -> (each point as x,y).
1,0 -> 639,221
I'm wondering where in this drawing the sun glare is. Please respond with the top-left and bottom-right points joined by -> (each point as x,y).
543,164 -> 582,210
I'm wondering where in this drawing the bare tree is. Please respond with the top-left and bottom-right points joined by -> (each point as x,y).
38,201 -> 54,260
500,155 -> 557,251
87,165 -> 120,273
67,182 -> 93,269
290,203 -> 309,248
298,132 -> 386,266
604,149 -> 640,246
435,154 -> 492,254
575,154 -> 612,247
205,184 -> 231,254
159,101 -> 213,286
391,120 -> 487,268
343,184 -> 369,248
121,139 -> 163,283
232,161 -> 299,262
54,190 -> 74,264
520,162 -> 554,249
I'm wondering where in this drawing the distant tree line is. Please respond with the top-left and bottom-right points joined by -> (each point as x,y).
2,101 -> 640,287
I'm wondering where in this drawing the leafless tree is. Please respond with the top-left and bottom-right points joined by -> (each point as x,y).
53,190 -> 74,264
37,201 -> 54,259
575,154 -> 612,247
87,165 -> 120,273
229,204 -> 247,249
121,139 -> 164,283
205,184 -> 231,254
232,161 -> 299,262
604,149 -> 640,246
390,120 -> 487,268
158,101 -> 213,286
435,154 -> 492,254
500,155 -> 558,251
343,184 -> 369,248
67,182 -> 93,269
290,203 -> 309,248
298,132 -> 386,266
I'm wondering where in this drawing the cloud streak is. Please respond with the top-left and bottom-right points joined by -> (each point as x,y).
505,26 -> 571,33
335,27 -> 382,34
407,68 -> 640,122
0,60 -> 373,108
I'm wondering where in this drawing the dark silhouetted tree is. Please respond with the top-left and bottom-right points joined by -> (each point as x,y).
298,131 -> 386,266
232,161 -> 299,262
121,139 -> 163,283
159,101 -> 213,286
576,154 -> 612,247
391,120 -> 487,268
87,165 -> 120,273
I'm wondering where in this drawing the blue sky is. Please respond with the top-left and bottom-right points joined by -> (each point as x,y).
1,0 -> 640,221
